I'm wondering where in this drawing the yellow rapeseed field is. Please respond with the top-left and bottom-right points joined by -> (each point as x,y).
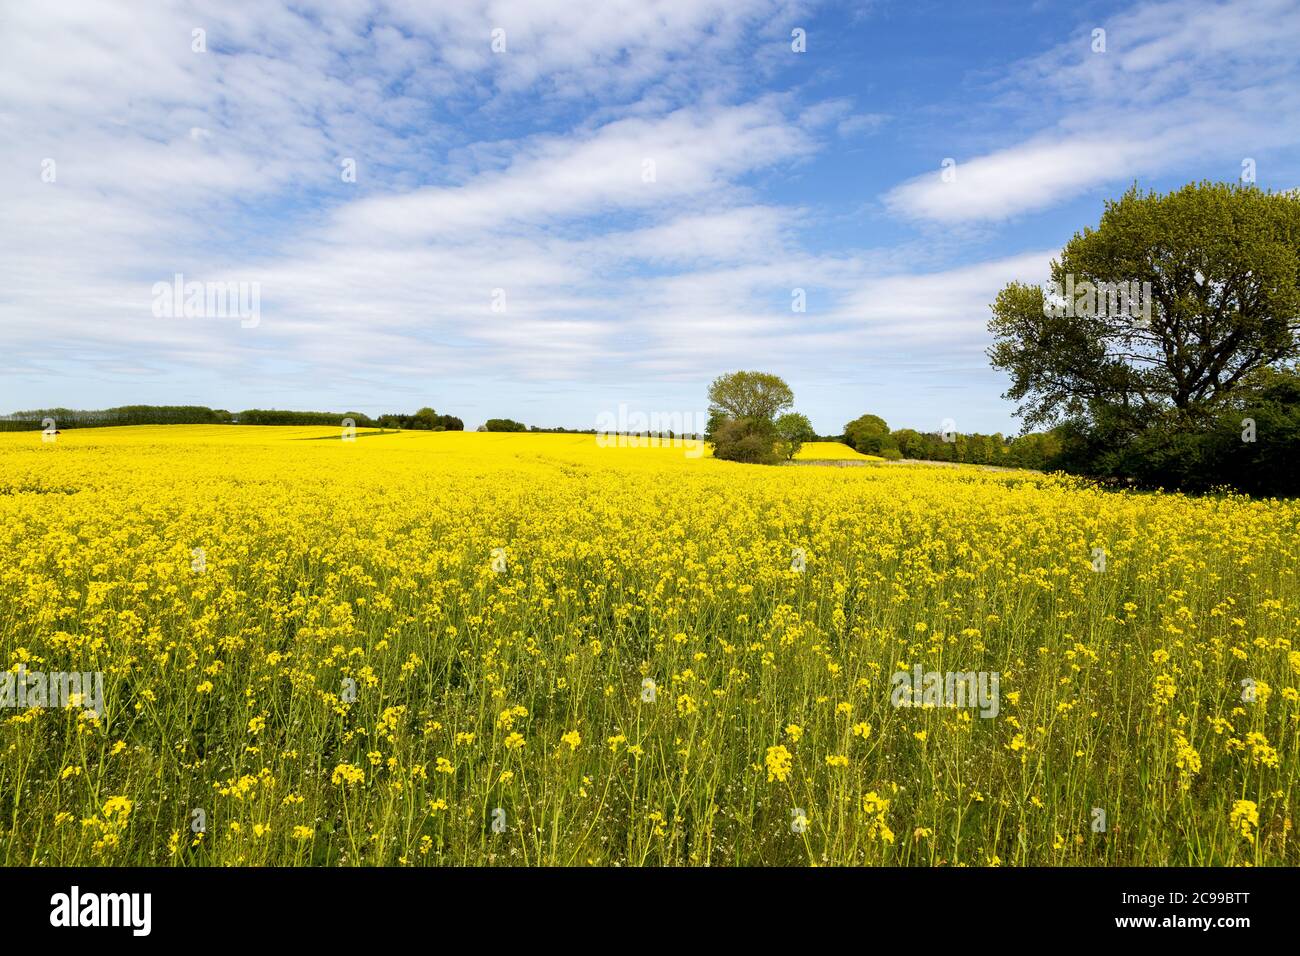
793,441 -> 884,461
0,426 -> 1296,866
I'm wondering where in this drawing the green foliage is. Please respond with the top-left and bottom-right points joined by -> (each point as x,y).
377,410 -> 463,430
989,182 -> 1300,431
988,181 -> 1300,494
239,409 -> 374,426
704,408 -> 728,444
484,418 -> 527,432
1054,366 -> 1300,496
773,412 -> 815,461
837,411 -> 1061,470
1227,366 -> 1300,495
706,371 -> 805,465
0,405 -> 466,432
707,371 -> 794,422
711,417 -> 779,465
257,409 -> 362,426
0,405 -> 231,431
843,414 -> 895,456
890,428 -> 927,459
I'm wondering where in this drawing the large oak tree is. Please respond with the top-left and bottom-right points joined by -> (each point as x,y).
988,182 -> 1300,431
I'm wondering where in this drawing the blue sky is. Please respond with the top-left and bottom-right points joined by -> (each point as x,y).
3,0 -> 1298,434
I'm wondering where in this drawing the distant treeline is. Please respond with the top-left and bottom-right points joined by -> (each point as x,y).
0,405 -> 463,432
839,372 -> 1300,495
0,405 -> 231,431
481,418 -> 528,432
480,421 -> 706,438
839,414 -> 1063,470
373,408 -> 464,431
525,424 -> 594,434
520,424 -> 705,438
238,409 -> 375,427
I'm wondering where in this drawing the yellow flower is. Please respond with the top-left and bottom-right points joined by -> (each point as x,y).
497,705 -> 528,731
102,796 -> 132,819
7,423 -> 1299,866
861,791 -> 886,814
861,791 -> 894,844
1230,800 -> 1259,844
1244,732 -> 1280,768
765,745 -> 793,782
1173,732 -> 1201,790
331,763 -> 365,786
1151,673 -> 1177,707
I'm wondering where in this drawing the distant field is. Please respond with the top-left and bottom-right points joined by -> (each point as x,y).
793,441 -> 883,461
0,426 -> 1296,866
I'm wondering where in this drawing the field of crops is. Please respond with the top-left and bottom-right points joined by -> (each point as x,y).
0,426 -> 1296,866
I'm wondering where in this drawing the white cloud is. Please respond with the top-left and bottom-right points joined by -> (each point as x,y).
883,0 -> 1300,223
327,99 -> 813,242
3,0 -> 1295,434
884,137 -> 1159,223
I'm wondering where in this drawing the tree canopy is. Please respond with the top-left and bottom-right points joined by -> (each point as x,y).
988,182 -> 1300,431
843,414 -> 892,455
774,412 -> 815,461
707,371 -> 794,423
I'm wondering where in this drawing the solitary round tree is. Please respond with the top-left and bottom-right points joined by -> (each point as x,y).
707,371 -> 794,423
706,371 -> 798,464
